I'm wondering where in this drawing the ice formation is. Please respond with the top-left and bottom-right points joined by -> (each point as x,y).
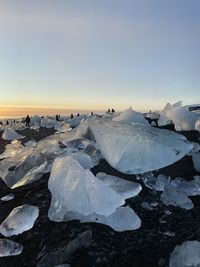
160,185 -> 193,210
96,172 -> 142,199
195,119 -> 200,132
77,118 -> 193,174
48,156 -> 141,231
192,152 -> 200,172
162,102 -> 200,131
2,128 -> 25,140
1,193 -> 14,202
141,173 -> 170,191
62,206 -> 141,232
171,176 -> 200,196
0,239 -> 23,257
0,205 -> 39,237
169,241 -> 200,267
0,140 -> 24,159
1,152 -> 48,188
0,146 -> 34,183
48,156 -> 125,217
112,107 -> 149,125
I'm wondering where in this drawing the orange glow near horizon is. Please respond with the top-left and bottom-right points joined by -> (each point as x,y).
0,103 -> 156,118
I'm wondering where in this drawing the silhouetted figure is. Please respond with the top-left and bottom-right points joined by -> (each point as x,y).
111,108 -> 115,113
56,115 -> 59,121
91,112 -> 93,116
6,120 -> 9,125
144,112 -> 160,128
25,115 -> 31,127
108,108 -> 110,113
77,113 -> 80,117
70,113 -> 74,119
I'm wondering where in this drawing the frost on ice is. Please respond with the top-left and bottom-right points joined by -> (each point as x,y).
48,156 -> 141,231
0,205 -> 39,237
2,128 -> 25,140
77,118 -> 193,174
0,239 -> 23,257
169,241 -> 200,267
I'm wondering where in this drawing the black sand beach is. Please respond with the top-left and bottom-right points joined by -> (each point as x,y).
0,127 -> 200,267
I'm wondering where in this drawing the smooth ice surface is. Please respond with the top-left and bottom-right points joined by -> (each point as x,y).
48,156 -> 125,217
24,140 -> 37,147
35,139 -> 61,155
160,185 -> 193,210
77,118 -> 193,174
0,205 -> 39,237
1,152 -> 47,188
69,152 -> 94,169
62,206 -> 141,232
0,239 -> 23,257
169,241 -> 200,267
54,122 -> 70,133
96,172 -> 142,199
11,161 -> 48,189
49,197 -> 141,232
192,152 -> 200,172
0,146 -> 34,182
1,193 -> 14,201
2,128 -> 25,140
113,108 -> 149,125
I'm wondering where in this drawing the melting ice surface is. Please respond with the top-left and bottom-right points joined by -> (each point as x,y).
0,239 -> 23,257
169,241 -> 200,267
48,156 -> 125,217
112,107 -> 149,125
160,185 -> 193,210
62,206 -> 141,232
0,205 -> 39,237
77,118 -> 193,174
96,172 -> 142,199
192,152 -> 200,172
48,156 -> 141,231
162,101 -> 200,131
2,128 -> 25,140
1,193 -> 14,202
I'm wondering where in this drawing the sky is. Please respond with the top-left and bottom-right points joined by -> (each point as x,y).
0,0 -> 200,116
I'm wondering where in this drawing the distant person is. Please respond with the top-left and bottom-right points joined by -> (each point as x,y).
25,115 -> 31,127
56,114 -> 59,121
91,112 -> 93,116
6,120 -> 9,125
111,108 -> 115,113
70,113 -> 74,119
108,108 -> 110,114
77,113 -> 80,117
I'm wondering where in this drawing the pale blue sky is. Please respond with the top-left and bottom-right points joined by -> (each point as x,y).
0,0 -> 200,113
